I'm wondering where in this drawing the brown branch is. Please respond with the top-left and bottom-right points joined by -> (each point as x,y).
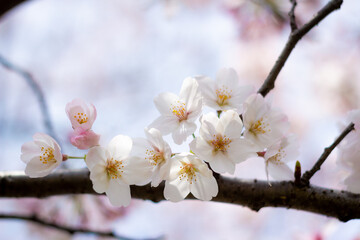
301,122 -> 355,185
258,0 -> 343,97
0,213 -> 160,240
0,55 -> 59,143
0,169 -> 359,222
0,0 -> 28,19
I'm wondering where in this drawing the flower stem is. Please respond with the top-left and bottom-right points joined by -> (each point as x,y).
67,156 -> 86,159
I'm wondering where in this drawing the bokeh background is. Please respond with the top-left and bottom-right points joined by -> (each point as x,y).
1,0 -> 360,239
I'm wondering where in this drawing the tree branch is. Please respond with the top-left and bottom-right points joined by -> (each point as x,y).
0,169 -> 359,222
0,213 -> 161,240
289,0 -> 298,31
0,0 -> 28,19
0,55 -> 59,143
258,0 -> 343,97
301,122 -> 355,185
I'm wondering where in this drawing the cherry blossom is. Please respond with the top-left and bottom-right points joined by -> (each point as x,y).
132,128 -> 172,187
196,68 -> 254,113
66,98 -> 97,131
190,110 -> 257,174
149,77 -> 202,145
85,135 -> 152,207
242,94 -> 289,149
337,130 -> 360,171
21,133 -> 62,178
336,113 -> 360,193
70,127 -> 100,150
343,173 -> 360,194
263,135 -> 299,181
164,153 -> 218,202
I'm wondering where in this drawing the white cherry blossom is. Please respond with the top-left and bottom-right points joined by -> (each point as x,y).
86,135 -> 152,207
243,94 -> 289,149
149,77 -> 202,145
66,98 -> 97,131
164,153 -> 218,202
190,110 -> 258,174
21,133 -> 62,178
132,128 -> 172,187
263,135 -> 299,181
196,68 -> 254,113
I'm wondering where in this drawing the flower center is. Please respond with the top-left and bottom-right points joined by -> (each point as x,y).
39,147 -> 56,165
170,101 -> 188,121
216,86 -> 232,106
146,148 -> 165,166
249,117 -> 269,135
268,148 -> 286,165
179,162 -> 198,184
210,134 -> 232,153
106,158 -> 124,179
73,112 -> 88,124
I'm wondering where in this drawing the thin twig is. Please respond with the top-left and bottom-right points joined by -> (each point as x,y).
289,0 -> 298,31
258,0 -> 343,97
0,213 -> 162,240
0,55 -> 59,143
0,169 -> 360,222
301,122 -> 355,185
0,0 -> 28,18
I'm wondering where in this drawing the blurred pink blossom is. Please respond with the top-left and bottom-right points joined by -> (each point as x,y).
70,127 -> 100,150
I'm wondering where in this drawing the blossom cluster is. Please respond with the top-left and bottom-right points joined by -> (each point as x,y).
337,110 -> 360,194
21,68 -> 300,207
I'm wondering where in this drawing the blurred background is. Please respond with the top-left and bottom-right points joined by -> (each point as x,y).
0,0 -> 360,239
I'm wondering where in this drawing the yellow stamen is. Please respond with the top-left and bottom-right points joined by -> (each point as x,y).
145,148 -> 165,166
249,117 -> 269,135
210,134 -> 232,153
179,162 -> 198,184
216,86 -> 232,106
268,148 -> 286,165
170,101 -> 188,121
106,158 -> 124,179
39,147 -> 56,165
73,112 -> 88,124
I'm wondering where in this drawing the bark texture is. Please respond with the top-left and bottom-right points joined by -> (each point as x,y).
1,169 -> 359,222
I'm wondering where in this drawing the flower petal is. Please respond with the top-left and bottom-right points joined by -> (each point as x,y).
154,92 -> 179,115
191,174 -> 218,201
199,113 -> 219,140
227,138 -> 259,164
196,76 -> 218,109
267,161 -> 294,181
220,110 -> 243,139
149,116 -> 179,135
108,135 -> 132,160
21,141 -> 41,163
25,157 -> 59,178
344,173 -> 360,194
179,77 -> 201,110
89,165 -> 109,193
164,177 -> 190,202
216,68 -> 239,88
122,156 -> 152,185
86,146 -> 107,170
208,154 -> 235,174
172,121 -> 196,145
106,179 -> 131,207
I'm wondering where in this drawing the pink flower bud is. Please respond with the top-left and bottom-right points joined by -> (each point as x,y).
70,128 -> 100,150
